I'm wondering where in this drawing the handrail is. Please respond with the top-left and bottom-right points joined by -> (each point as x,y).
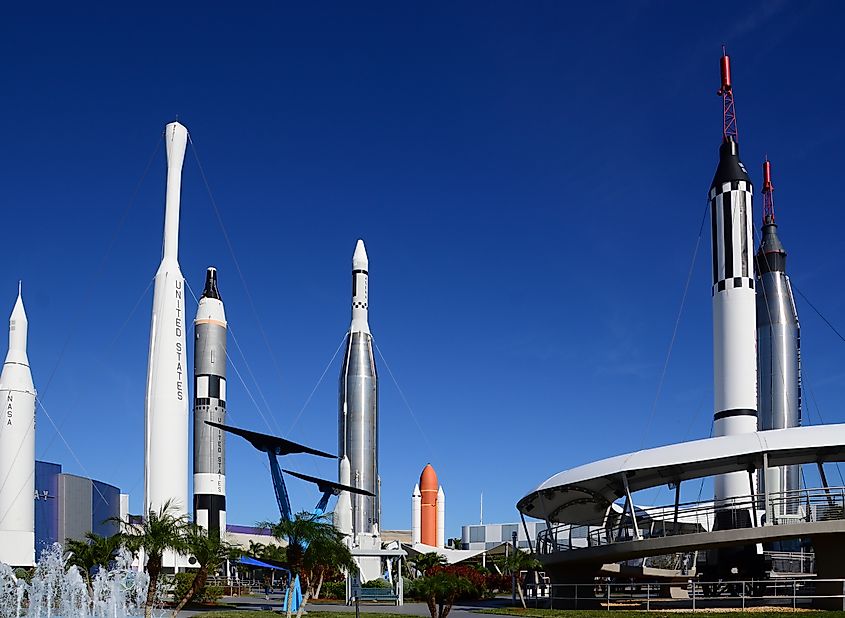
536,486 -> 845,556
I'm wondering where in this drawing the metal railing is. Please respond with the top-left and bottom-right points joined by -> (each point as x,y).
537,486 -> 845,555
523,578 -> 845,611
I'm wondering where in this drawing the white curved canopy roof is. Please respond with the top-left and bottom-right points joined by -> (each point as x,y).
517,424 -> 845,525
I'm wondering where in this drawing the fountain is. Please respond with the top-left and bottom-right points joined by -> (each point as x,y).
0,544 -> 155,618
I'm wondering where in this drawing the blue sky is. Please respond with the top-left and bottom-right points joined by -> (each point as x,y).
2,2 -> 845,537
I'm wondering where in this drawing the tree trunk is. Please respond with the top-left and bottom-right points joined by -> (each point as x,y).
144,555 -> 162,618
171,568 -> 208,616
294,586 -> 312,618
425,596 -> 438,618
285,575 -> 295,618
314,571 -> 325,600
439,599 -> 455,618
516,580 -> 526,609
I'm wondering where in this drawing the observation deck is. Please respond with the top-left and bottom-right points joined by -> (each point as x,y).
518,425 -> 845,577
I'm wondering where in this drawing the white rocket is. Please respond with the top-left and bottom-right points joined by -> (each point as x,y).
334,455 -> 353,537
411,484 -> 421,544
0,285 -> 36,566
710,53 -> 757,515
436,486 -> 445,549
144,122 -> 189,517
338,240 -> 379,537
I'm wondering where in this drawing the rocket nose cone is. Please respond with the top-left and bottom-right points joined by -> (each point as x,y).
756,220 -> 787,274
165,122 -> 189,161
420,464 -> 438,490
11,283 -> 26,322
413,483 -> 421,497
166,121 -> 189,139
711,136 -> 751,188
202,267 -> 222,300
353,239 -> 369,270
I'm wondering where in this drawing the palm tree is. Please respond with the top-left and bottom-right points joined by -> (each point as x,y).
65,532 -> 123,595
266,512 -> 357,618
301,528 -> 356,603
410,552 -> 447,577
116,500 -> 189,618
499,549 -> 541,608
414,571 -> 473,618
170,526 -> 236,616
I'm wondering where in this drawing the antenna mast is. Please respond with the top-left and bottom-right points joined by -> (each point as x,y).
762,158 -> 775,223
717,46 -> 738,143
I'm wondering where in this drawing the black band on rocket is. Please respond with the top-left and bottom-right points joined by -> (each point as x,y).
713,408 -> 758,421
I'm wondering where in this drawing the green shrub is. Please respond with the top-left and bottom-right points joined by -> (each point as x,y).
13,568 -> 32,583
321,580 -> 346,599
170,572 -> 224,604
362,578 -> 392,589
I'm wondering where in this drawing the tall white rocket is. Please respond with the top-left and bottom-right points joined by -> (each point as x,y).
144,122 -> 189,517
0,285 -> 36,566
710,53 -> 758,513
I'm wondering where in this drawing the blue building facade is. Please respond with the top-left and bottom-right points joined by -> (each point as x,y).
34,461 -> 121,559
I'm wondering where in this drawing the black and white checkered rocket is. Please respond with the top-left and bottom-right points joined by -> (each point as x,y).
193,268 -> 227,536
709,137 -> 758,506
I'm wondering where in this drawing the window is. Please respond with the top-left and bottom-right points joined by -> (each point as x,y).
469,526 -> 486,543
501,524 -> 518,542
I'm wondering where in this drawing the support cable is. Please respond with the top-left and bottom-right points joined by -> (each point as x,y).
35,138 -> 162,462
374,342 -> 435,458
637,200 -> 709,451
188,138 -> 289,422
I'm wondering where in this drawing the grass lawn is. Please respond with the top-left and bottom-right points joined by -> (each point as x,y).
479,611 -> 845,617
199,603 -> 408,618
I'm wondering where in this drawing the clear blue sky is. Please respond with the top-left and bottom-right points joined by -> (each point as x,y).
2,2 -> 845,537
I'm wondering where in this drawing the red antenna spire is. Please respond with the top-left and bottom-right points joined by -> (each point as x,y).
762,158 -> 775,223
717,46 -> 738,143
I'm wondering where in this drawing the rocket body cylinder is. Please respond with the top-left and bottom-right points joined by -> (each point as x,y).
709,137 -> 758,507
0,287 -> 36,566
338,240 -> 379,536
756,219 -> 800,511
144,122 -> 189,517
193,268 -> 227,535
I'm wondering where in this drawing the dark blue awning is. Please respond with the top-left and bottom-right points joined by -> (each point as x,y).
238,556 -> 290,573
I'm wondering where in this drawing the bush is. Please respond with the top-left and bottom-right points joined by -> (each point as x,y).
321,580 -> 346,599
362,578 -> 392,589
13,568 -> 32,584
429,565 -> 487,599
170,572 -> 224,604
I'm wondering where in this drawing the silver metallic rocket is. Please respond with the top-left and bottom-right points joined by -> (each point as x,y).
0,284 -> 36,566
193,267 -> 227,535
755,161 -> 800,511
144,122 -> 189,517
710,54 -> 758,511
338,240 -> 380,537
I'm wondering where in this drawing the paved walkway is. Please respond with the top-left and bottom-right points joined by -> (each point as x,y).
179,593 -> 518,617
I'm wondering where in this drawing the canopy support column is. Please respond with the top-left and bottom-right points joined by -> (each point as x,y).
621,473 -> 641,540
748,469 -> 759,527
672,482 -> 681,536
818,462 -> 835,506
763,452 -> 773,525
